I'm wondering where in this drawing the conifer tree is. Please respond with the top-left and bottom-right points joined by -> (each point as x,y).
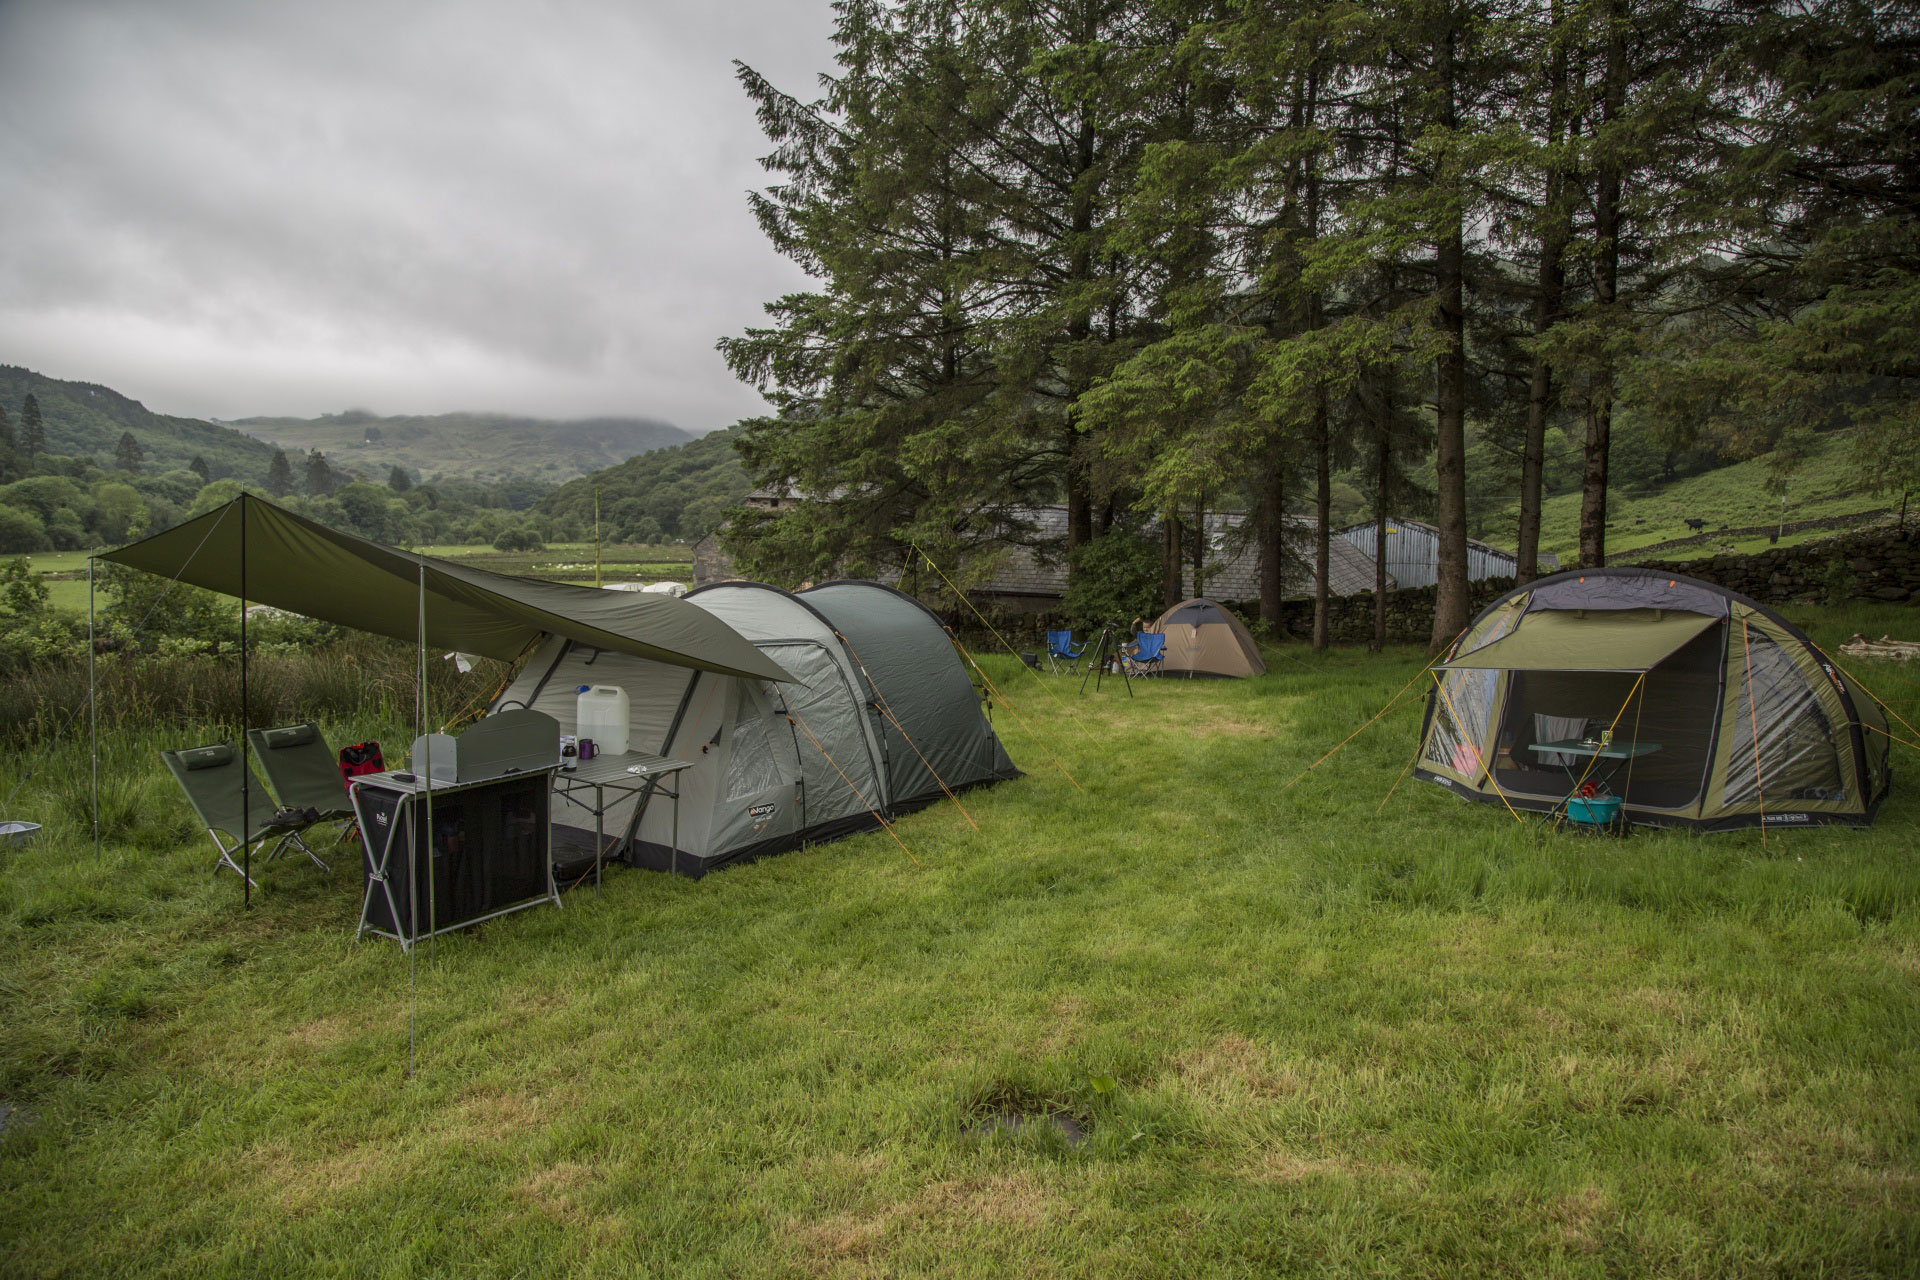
19,394 -> 45,461
114,431 -> 144,474
266,449 -> 294,497
305,449 -> 335,497
388,465 -> 412,493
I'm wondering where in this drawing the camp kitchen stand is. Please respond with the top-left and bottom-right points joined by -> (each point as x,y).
351,710 -> 566,951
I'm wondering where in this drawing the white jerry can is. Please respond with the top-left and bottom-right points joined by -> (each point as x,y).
575,684 -> 631,757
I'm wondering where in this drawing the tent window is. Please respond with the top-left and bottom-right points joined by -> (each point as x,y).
1428,603 -> 1524,774
1725,630 -> 1845,804
725,713 -> 786,801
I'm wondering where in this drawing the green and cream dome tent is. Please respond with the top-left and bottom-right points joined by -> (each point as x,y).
1414,567 -> 1891,830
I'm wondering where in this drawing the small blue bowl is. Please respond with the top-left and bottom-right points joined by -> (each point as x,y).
1566,795 -> 1622,825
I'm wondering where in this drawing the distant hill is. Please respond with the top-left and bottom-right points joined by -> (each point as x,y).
234,410 -> 692,485
0,365 -> 278,480
538,425 -> 751,541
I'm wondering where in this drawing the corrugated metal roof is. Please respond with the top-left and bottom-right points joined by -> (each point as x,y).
1336,516 -> 1551,589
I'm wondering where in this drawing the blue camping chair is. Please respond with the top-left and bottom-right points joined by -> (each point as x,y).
1124,632 -> 1166,677
1045,629 -> 1087,673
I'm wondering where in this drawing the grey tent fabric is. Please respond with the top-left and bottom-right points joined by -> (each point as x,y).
493,579 -> 1020,877
98,494 -> 791,683
800,582 -> 1021,810
1527,572 -> 1729,616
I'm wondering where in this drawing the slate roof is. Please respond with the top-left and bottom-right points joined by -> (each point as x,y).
975,506 -> 1385,602
698,502 -> 1386,602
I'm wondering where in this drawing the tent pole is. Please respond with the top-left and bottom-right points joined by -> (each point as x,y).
241,498 -> 251,910
89,555 -> 99,861
419,561 -> 435,961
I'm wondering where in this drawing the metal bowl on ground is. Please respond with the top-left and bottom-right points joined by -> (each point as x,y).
0,821 -> 41,848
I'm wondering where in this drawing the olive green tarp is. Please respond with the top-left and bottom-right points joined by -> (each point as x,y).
97,494 -> 792,683
1438,608 -> 1720,673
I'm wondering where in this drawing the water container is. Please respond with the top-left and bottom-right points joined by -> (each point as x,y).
575,685 -> 630,757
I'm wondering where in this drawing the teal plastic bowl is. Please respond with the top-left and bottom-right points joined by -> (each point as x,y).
1566,795 -> 1622,825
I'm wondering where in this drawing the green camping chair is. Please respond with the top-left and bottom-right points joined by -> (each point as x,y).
161,742 -> 332,888
247,721 -> 354,822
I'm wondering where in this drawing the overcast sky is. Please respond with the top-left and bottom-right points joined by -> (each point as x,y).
0,0 -> 840,435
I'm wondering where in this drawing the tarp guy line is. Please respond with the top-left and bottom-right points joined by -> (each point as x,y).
911,542 -> 1099,750
834,627 -> 979,832
784,708 -> 917,865
1432,670 -> 1527,825
1742,618 -> 1768,848
959,646 -> 1083,793
1279,666 -> 1429,793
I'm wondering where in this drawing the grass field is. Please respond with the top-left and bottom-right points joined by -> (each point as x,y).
1519,431 -> 1891,564
1,603 -> 1916,1276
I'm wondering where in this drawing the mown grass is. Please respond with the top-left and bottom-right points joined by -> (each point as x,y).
417,542 -> 695,585
0,606 -> 1916,1277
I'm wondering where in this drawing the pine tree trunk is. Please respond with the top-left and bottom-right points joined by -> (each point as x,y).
1430,17 -> 1472,650
1192,497 -> 1206,598
1313,396 -> 1331,651
1257,459 -> 1286,629
1579,0 -> 1627,570
1373,378 -> 1392,652
1519,3 -> 1570,585
1163,514 -> 1184,607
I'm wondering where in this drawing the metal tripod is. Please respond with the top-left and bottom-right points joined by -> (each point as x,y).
1077,622 -> 1135,697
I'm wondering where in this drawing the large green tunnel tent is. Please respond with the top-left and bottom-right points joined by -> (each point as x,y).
494,579 -> 1020,877
1415,568 -> 1891,830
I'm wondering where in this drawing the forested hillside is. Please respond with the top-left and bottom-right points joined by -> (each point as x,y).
719,0 -> 1916,649
537,425 -> 751,542
235,409 -> 689,486
0,367 -> 591,555
0,365 -> 276,478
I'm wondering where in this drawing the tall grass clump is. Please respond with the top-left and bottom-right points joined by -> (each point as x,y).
0,637 -> 507,747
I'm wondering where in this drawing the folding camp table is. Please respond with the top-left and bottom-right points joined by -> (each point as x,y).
551,751 -> 694,887
1529,738 -> 1663,824
350,767 -> 561,951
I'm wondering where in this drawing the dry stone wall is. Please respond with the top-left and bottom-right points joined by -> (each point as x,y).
1636,526 -> 1919,606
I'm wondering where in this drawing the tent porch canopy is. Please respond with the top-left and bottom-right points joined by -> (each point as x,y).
1438,608 -> 1722,673
97,494 -> 792,684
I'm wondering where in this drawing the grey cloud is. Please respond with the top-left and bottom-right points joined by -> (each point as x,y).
0,0 -> 836,431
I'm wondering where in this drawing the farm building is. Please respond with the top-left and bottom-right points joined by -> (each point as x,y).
697,503 -> 1385,613
1337,517 -> 1555,590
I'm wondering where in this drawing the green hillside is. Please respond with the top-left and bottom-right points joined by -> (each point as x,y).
538,424 -> 751,541
0,365 -> 277,481
1501,430 -> 1887,564
234,410 -> 691,486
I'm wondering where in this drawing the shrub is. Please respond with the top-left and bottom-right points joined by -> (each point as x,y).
0,504 -> 47,553
493,525 -> 543,552
1061,521 -> 1162,634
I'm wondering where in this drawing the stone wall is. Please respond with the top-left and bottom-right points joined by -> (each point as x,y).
1637,526 -> 1919,606
1270,579 -> 1521,646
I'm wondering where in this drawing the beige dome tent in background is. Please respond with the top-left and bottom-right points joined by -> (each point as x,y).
1146,598 -> 1268,679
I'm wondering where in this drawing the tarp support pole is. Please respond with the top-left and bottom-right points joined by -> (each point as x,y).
241,497 -> 250,910
89,556 -> 98,861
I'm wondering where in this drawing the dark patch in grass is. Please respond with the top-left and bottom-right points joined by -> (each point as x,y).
962,1081 -> 1092,1148
966,1108 -> 1087,1146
